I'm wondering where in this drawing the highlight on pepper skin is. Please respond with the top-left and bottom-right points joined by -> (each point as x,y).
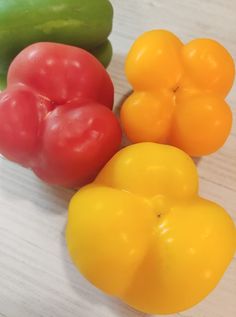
66,142 -> 236,315
120,30 -> 235,157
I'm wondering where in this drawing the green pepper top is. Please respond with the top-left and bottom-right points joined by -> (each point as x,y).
0,0 -> 113,88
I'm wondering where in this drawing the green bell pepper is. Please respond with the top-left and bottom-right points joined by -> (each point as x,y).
0,0 -> 113,88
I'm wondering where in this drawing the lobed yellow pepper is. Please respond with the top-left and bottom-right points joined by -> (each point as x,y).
66,143 -> 236,314
121,30 -> 235,157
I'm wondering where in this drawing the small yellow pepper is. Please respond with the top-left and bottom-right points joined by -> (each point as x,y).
66,143 -> 236,314
121,30 -> 235,157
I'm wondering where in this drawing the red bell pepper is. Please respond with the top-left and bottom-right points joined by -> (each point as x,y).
0,43 -> 121,187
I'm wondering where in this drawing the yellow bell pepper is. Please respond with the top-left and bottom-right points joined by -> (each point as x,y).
66,143 -> 236,314
121,30 -> 235,157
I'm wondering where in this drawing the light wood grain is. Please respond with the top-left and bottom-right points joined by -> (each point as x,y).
0,1 -> 235,316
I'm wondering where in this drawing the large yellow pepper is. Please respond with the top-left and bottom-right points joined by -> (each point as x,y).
66,143 -> 236,314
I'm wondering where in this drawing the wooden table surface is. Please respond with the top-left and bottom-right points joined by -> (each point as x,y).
0,1 -> 235,316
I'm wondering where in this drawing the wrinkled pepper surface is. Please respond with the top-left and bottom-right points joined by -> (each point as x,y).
66,142 -> 236,314
0,0 -> 113,89
121,30 -> 235,156
0,42 -> 121,188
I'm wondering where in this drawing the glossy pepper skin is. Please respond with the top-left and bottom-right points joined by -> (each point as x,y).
66,142 -> 236,314
121,30 -> 235,157
0,42 -> 121,188
0,0 -> 113,88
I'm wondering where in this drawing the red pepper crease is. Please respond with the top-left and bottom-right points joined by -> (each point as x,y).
0,43 -> 121,188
